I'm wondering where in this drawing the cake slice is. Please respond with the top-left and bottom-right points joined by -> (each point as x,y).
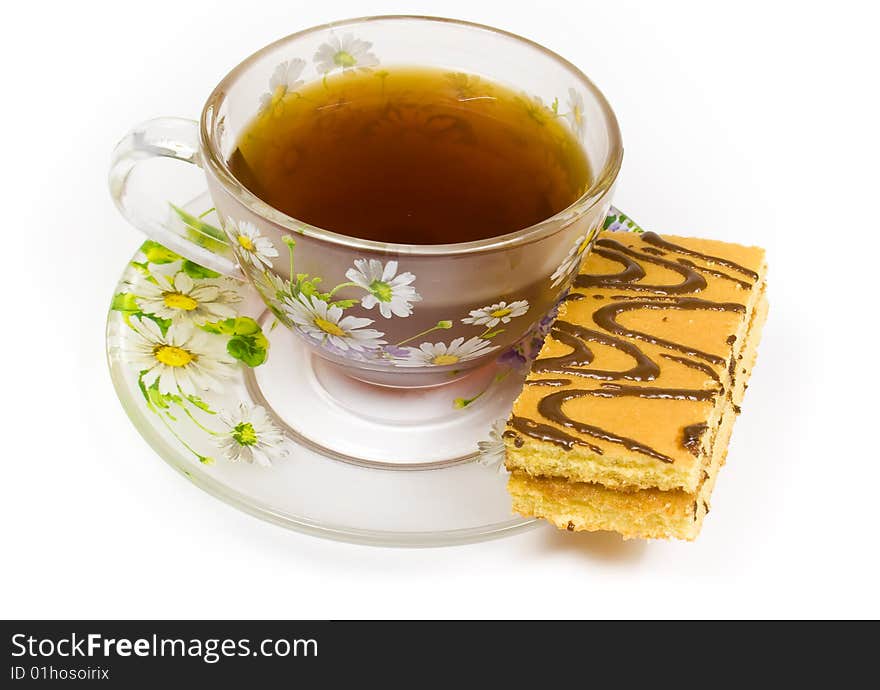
504,230 -> 767,540
509,291 -> 766,540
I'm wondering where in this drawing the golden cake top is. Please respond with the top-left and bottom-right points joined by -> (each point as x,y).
507,230 -> 767,473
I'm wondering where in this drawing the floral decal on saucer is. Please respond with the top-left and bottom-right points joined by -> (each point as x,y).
216,402 -> 289,467
111,240 -> 287,466
476,420 -> 507,472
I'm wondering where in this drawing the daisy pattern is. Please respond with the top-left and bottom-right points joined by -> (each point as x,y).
260,58 -> 307,112
476,419 -> 508,472
124,316 -> 235,396
313,33 -> 378,74
550,232 -> 593,287
461,300 -> 529,329
282,293 -> 386,352
251,270 -> 292,324
566,88 -> 586,139
397,336 -> 499,367
225,218 -> 279,270
252,269 -> 288,303
215,402 -> 288,467
344,259 -> 422,318
135,272 -> 240,324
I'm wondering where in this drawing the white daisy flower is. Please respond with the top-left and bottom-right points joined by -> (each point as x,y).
252,269 -> 288,303
260,58 -> 307,112
282,293 -> 386,352
550,233 -> 593,287
215,402 -> 288,467
461,300 -> 529,328
251,270 -> 292,324
135,272 -> 240,324
344,259 -> 422,318
313,33 -> 378,74
397,336 -> 499,367
225,218 -> 279,270
566,88 -> 586,139
476,419 -> 508,472
124,316 -> 235,396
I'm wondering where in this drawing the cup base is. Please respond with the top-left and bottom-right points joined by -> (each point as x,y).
245,311 -> 525,468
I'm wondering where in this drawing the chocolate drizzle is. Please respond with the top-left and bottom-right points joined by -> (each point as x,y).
641,232 -> 759,281
576,239 -> 707,294
659,353 -> 721,383
533,320 -> 660,381
592,297 -> 745,365
537,390 -> 677,463
503,430 -> 525,448
679,258 -> 752,290
682,423 -> 709,456
513,230 -> 759,466
508,415 -> 603,454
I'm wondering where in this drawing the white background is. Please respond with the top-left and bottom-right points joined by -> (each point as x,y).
2,0 -> 878,619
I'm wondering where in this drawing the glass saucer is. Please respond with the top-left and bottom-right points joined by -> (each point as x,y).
105,199 -> 640,546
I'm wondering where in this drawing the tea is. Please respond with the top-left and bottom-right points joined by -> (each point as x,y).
229,66 -> 591,244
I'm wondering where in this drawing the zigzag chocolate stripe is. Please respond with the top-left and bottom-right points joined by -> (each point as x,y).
510,231 -> 758,463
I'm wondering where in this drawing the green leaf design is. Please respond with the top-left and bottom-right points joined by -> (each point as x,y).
227,332 -> 269,367
170,204 -> 228,253
130,260 -> 151,275
111,292 -> 140,313
145,313 -> 172,336
293,273 -> 324,299
182,260 -> 221,280
185,394 -> 215,413
482,329 -> 505,339
139,374 -> 182,411
141,240 -> 181,264
200,317 -> 268,367
201,316 -> 261,336
329,299 -> 359,309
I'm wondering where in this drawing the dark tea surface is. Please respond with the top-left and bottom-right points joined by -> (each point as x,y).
229,67 -> 591,244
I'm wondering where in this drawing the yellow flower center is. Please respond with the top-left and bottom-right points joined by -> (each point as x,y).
490,307 -> 512,319
314,317 -> 347,337
432,354 -> 460,366
334,50 -> 357,68
237,234 -> 256,252
574,107 -> 584,125
163,292 -> 199,311
232,422 -> 258,447
154,345 -> 195,368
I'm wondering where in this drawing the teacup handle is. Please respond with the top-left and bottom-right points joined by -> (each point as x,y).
108,117 -> 242,278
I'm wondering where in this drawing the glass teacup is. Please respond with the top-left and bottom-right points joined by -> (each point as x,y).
109,15 -> 622,387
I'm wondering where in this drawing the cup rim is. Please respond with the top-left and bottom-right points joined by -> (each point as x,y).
200,14 -> 623,256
